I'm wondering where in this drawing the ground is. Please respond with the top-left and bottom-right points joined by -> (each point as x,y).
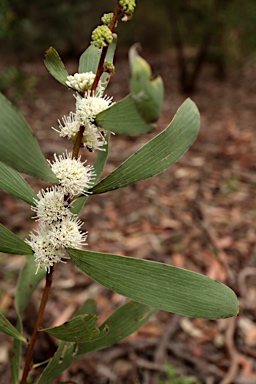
1,50 -> 256,384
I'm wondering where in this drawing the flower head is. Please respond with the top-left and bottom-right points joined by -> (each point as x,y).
91,25 -> 113,48
48,151 -> 95,196
55,112 -> 80,141
66,72 -> 103,93
26,211 -> 87,273
82,125 -> 107,151
101,13 -> 114,26
119,0 -> 136,14
25,229 -> 68,273
43,217 -> 87,249
75,92 -> 113,126
32,187 -> 69,222
53,92 -> 114,151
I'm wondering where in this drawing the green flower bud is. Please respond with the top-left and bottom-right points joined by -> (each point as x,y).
103,61 -> 115,75
91,25 -> 113,48
119,0 -> 136,14
101,13 -> 114,26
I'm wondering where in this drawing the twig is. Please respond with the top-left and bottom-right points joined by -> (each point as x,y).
20,266 -> 54,384
220,317 -> 238,384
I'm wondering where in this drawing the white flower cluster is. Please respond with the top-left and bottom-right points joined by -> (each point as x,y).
48,151 -> 95,197
65,72 -> 103,93
26,152 -> 94,273
54,71 -> 114,151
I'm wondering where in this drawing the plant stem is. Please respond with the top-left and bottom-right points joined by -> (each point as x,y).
71,1 -> 121,160
20,266 -> 54,384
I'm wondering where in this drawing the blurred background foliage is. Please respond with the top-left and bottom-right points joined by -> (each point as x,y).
1,0 -> 256,93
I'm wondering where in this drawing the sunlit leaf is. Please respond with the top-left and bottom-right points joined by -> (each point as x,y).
68,248 -> 239,319
92,98 -> 199,194
0,92 -> 57,182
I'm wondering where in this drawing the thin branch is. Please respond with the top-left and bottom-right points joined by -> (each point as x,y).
20,266 -> 54,384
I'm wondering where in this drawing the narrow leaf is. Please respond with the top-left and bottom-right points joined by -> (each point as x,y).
0,312 -> 26,342
41,314 -> 108,343
93,131 -> 110,181
129,44 -> 164,122
37,300 -> 153,383
101,36 -> 117,88
79,45 -> 101,74
0,92 -> 58,182
36,342 -> 78,384
14,255 -> 45,316
44,47 -> 69,86
92,98 -> 200,194
36,300 -> 97,383
78,300 -> 155,355
10,256 -> 45,382
0,161 -> 37,205
68,248 -> 239,319
9,321 -> 22,384
74,298 -> 97,317
96,95 -> 153,134
0,224 -> 33,255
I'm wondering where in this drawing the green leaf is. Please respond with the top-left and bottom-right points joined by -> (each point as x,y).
44,47 -> 69,86
36,342 -> 78,384
14,255 -> 45,316
37,300 -> 153,384
79,45 -> 101,74
0,224 -> 33,255
36,299 -> 97,384
0,312 -> 26,342
74,298 -> 97,317
68,248 -> 239,319
0,92 -> 58,182
78,300 -> 155,355
101,36 -> 117,88
0,161 -> 37,205
92,98 -> 200,194
10,256 -> 45,383
93,131 -> 110,181
95,95 -> 153,134
129,44 -> 164,122
41,314 -> 108,343
9,321 -> 22,384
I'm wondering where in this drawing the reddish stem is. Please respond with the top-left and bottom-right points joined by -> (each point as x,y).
72,1 -> 121,159
20,267 -> 54,384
